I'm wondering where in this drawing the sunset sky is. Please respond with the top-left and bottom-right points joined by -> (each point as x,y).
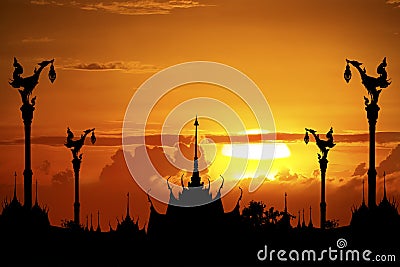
1,0 -> 400,231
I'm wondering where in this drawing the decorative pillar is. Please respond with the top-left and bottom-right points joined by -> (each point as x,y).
304,127 -> 335,229
344,57 -> 391,208
9,57 -> 56,209
64,127 -> 96,226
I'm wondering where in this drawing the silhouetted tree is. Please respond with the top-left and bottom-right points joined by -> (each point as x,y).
242,200 -> 286,231
265,206 -> 283,225
324,219 -> 339,229
242,200 -> 266,228
61,219 -> 84,231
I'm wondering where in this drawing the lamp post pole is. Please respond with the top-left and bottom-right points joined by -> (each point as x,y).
64,127 -> 96,226
304,127 -> 335,229
344,57 -> 391,208
9,57 -> 56,209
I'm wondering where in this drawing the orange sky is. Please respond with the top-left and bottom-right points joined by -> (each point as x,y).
1,0 -> 400,230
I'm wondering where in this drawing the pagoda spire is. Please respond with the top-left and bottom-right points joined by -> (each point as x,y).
90,213 -> 94,232
34,179 -> 38,206
126,192 -> 131,219
297,210 -> 301,228
13,171 -> 17,201
284,192 -> 287,213
308,206 -> 313,228
96,210 -> 101,232
188,116 -> 203,187
383,171 -> 387,201
194,115 -> 199,162
302,208 -> 306,228
85,215 -> 89,231
362,178 -> 365,205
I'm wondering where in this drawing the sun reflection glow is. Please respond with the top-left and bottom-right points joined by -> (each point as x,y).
221,142 -> 291,160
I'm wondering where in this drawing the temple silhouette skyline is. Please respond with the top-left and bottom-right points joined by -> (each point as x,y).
0,57 -> 399,266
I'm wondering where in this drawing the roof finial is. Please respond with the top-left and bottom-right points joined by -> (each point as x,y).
362,178 -> 365,204
383,171 -> 387,201
13,171 -> 17,201
188,116 -> 203,187
90,213 -> 94,232
35,179 -> 38,205
96,210 -> 101,232
284,192 -> 287,213
127,192 -> 130,218
194,115 -> 199,162
297,210 -> 301,228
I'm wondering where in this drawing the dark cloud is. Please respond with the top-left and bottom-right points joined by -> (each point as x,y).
52,169 -> 73,185
377,144 -> 400,176
274,168 -> 299,182
22,37 -> 54,43
36,160 -> 51,175
98,148 -> 168,228
275,132 -> 400,144
312,169 -> 320,179
352,162 -> 367,177
31,0 -> 213,15
63,61 -> 160,73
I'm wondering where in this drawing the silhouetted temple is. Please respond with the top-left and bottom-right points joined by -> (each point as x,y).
115,192 -> 145,238
0,173 -> 49,231
146,117 -> 242,249
350,173 -> 400,233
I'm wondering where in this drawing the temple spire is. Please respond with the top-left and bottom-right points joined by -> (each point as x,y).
308,206 -> 313,228
96,210 -> 101,232
302,208 -> 306,228
194,115 -> 199,162
284,192 -> 287,213
297,210 -> 301,228
90,213 -> 94,232
383,171 -> 387,201
362,178 -> 365,205
126,192 -> 131,219
85,215 -> 89,231
35,179 -> 38,205
188,116 -> 203,187
13,171 -> 17,201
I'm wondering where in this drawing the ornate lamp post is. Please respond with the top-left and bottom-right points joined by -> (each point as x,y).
9,57 -> 56,209
304,127 -> 335,229
64,127 -> 96,226
344,57 -> 391,208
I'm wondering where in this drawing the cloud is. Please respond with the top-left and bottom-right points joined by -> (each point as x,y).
31,0 -> 213,15
312,169 -> 320,179
274,168 -> 299,182
352,162 -> 367,177
273,167 -> 310,184
63,61 -> 161,73
276,132 -> 400,144
98,148 -> 167,228
22,37 -> 55,43
52,168 -> 73,185
377,144 -> 400,176
37,160 -> 51,175
1,132 -> 399,148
